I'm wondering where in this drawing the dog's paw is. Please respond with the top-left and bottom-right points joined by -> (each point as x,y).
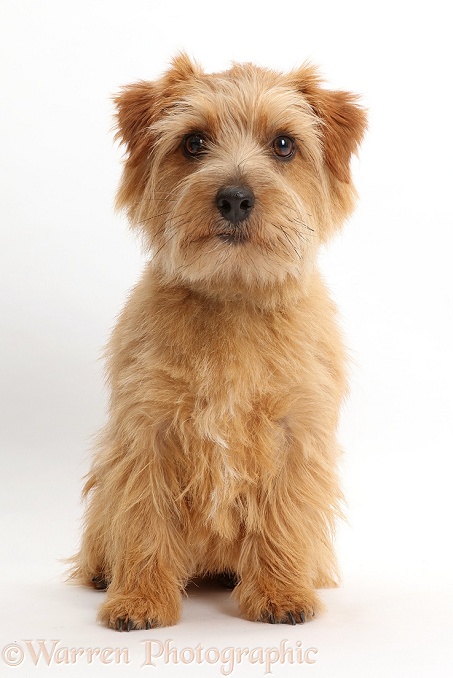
236,583 -> 322,625
98,593 -> 181,631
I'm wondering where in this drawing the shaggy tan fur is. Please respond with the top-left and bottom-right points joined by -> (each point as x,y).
70,54 -> 366,630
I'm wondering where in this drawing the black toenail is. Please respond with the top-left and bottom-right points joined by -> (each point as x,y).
288,612 -> 297,625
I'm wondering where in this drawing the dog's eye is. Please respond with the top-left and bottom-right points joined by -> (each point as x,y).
272,135 -> 296,160
183,133 -> 206,158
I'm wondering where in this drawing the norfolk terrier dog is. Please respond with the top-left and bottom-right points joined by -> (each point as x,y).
71,54 -> 366,630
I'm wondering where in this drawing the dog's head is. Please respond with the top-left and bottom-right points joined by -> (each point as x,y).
114,54 -> 366,292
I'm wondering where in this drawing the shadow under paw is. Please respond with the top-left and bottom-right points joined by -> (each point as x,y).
91,575 -> 110,591
216,571 -> 239,590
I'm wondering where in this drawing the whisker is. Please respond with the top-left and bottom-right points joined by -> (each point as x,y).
138,208 -> 193,225
138,211 -> 174,224
276,235 -> 294,259
291,221 -> 314,234
270,223 -> 300,260
280,203 -> 315,232
280,227 -> 301,258
148,229 -> 179,263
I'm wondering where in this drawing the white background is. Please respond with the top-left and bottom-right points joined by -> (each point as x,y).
1,0 -> 452,676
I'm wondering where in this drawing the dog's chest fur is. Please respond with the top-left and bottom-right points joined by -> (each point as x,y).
110,268 -> 342,536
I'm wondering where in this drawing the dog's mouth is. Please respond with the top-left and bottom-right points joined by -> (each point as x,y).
217,229 -> 250,245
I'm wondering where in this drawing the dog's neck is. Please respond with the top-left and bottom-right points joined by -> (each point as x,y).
152,267 -> 317,313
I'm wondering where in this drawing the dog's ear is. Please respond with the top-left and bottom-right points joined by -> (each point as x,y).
291,66 -> 367,183
114,81 -> 161,165
165,52 -> 203,86
114,54 -> 202,213
114,53 -> 202,165
113,81 -> 162,212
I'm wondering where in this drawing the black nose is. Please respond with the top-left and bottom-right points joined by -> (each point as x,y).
215,185 -> 255,223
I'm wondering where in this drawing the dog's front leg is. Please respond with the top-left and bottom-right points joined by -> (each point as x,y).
235,541 -> 322,625
99,553 -> 184,631
85,421 -> 191,630
97,498 -> 188,631
234,456 -> 339,624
